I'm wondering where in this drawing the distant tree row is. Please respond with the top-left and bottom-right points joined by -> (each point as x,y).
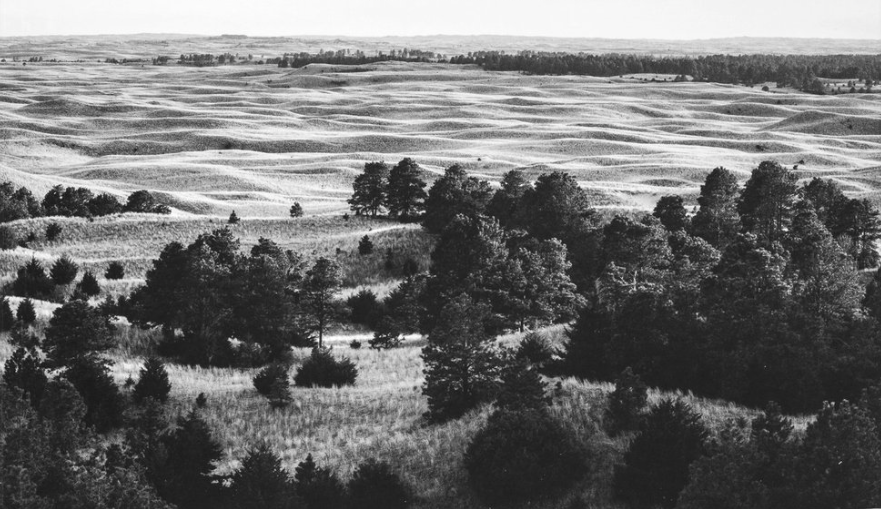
0,182 -> 170,223
452,51 -> 881,91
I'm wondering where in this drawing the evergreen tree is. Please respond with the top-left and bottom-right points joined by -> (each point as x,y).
151,411 -> 224,508
77,270 -> 101,297
229,444 -> 300,509
653,195 -> 689,231
422,295 -> 503,422
348,161 -> 390,216
295,454 -> 346,509
12,258 -> 54,299
358,234 -> 374,255
105,261 -> 125,279
348,459 -> 411,509
0,295 -> 14,331
16,297 -> 36,324
486,169 -> 531,228
690,166 -> 741,248
61,356 -> 125,432
302,257 -> 341,348
50,255 -> 79,286
422,164 -> 493,233
3,346 -> 47,407
45,222 -> 63,242
43,299 -> 114,367
289,202 -> 303,218
605,367 -> 648,436
0,225 -> 17,249
87,192 -> 123,216
738,161 -> 799,246
386,158 -> 427,221
516,171 -> 594,244
133,357 -> 172,403
613,399 -> 708,509
228,210 -> 241,224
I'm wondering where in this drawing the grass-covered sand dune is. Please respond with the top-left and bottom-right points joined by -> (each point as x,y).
1,60 -> 879,222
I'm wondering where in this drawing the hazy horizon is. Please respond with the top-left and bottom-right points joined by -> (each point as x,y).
2,0 -> 879,40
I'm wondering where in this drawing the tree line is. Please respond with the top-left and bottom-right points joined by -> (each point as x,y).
0,183 -> 170,223
451,51 -> 881,92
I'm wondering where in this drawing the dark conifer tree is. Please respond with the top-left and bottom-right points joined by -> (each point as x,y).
654,195 -> 689,231
348,161 -> 390,216
77,270 -> 101,297
229,444 -> 300,509
104,261 -> 125,280
690,166 -> 741,248
133,357 -> 172,403
50,255 -> 79,286
386,158 -> 427,221
0,295 -> 15,331
358,235 -> 374,255
16,297 -> 36,324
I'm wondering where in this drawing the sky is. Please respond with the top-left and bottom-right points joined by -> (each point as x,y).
1,0 -> 879,39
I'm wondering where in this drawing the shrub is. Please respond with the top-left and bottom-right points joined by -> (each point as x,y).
105,261 -> 125,280
253,363 -> 289,396
349,340 -> 362,349
133,357 -> 172,403
369,319 -> 402,350
465,408 -> 585,507
346,289 -> 383,328
515,331 -> 555,366
613,398 -> 708,509
229,210 -> 240,224
0,225 -> 17,249
289,202 -> 303,218
16,297 -> 36,324
358,235 -> 374,255
50,255 -> 79,286
88,193 -> 123,216
605,367 -> 648,436
294,348 -> 357,388
77,270 -> 101,297
195,392 -> 208,408
295,454 -> 346,509
348,458 -> 411,509
229,444 -> 299,509
45,222 -> 63,242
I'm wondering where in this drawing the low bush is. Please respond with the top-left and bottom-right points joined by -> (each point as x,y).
465,408 -> 585,507
294,348 -> 357,388
253,364 -> 290,396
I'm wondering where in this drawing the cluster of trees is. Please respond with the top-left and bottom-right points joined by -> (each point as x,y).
452,51 -> 881,91
5,256 -> 102,302
348,158 -> 428,221
127,229 -> 345,366
0,182 -> 170,223
274,48 -> 439,68
563,161 -> 881,412
595,367 -> 881,509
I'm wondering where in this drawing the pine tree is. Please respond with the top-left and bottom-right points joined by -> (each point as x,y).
295,454 -> 346,509
77,270 -> 101,297
348,161 -> 389,216
654,195 -> 688,231
0,295 -> 15,331
133,357 -> 172,403
16,297 -> 36,324
690,166 -> 741,248
268,378 -> 292,408
422,295 -> 503,422
386,158 -> 427,221
156,411 -> 224,509
45,222 -> 63,242
738,161 -> 798,247
50,255 -> 79,286
358,235 -> 374,255
605,367 -> 648,436
229,444 -> 299,509
104,261 -> 125,280
302,257 -> 341,348
348,459 -> 411,509
228,210 -> 240,224
289,202 -> 304,218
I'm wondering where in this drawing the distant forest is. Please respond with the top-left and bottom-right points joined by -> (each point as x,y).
452,52 -> 881,92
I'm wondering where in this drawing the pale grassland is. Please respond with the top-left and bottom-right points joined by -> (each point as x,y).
0,214 -> 433,284
0,324 -> 814,509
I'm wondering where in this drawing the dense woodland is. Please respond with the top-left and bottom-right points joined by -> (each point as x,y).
4,156 -> 881,508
